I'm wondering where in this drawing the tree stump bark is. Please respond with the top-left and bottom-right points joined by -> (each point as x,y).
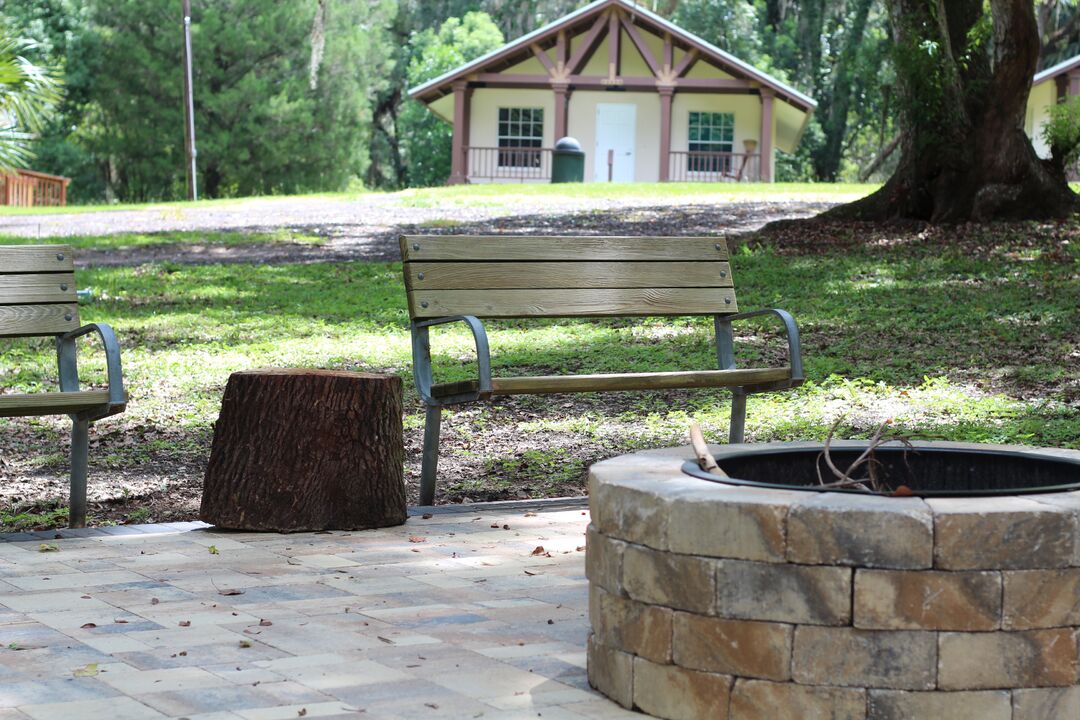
200,369 -> 406,531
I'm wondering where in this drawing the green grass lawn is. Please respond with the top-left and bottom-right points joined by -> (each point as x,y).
0,182 -> 875,216
0,229 -> 324,251
1,216 -> 1076,527
393,181 -> 875,208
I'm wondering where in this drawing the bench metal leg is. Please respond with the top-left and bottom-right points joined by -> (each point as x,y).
69,419 -> 89,528
729,392 -> 747,445
420,405 -> 442,506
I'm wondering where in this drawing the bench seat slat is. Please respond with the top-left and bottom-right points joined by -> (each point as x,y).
409,288 -> 738,318
0,390 -> 112,418
401,236 -> 729,262
0,245 -> 75,273
405,261 -> 733,291
0,273 -> 77,304
0,303 -> 80,337
431,367 -> 792,398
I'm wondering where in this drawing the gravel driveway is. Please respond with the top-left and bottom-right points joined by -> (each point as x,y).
0,192 -> 839,265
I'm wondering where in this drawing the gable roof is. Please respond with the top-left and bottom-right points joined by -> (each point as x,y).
1034,53 -> 1080,86
408,0 -> 816,113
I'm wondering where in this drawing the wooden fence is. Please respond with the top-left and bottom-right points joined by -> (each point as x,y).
0,169 -> 70,207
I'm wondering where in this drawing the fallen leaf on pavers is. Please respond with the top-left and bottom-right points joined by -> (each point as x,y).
38,544 -> 59,553
524,570 -> 540,576
218,589 -> 244,596
502,524 -> 510,530
239,640 -> 252,648
422,513 -> 433,519
243,629 -> 261,635
410,549 -> 420,553
73,663 -> 98,677
530,546 -> 549,556
286,558 -> 301,565
151,598 -> 160,605
113,619 -> 129,624
298,710 -> 307,717
408,536 -> 426,543
576,546 -> 586,552
7,643 -> 42,651
80,595 -> 91,599
377,636 -> 394,644
425,704 -> 439,710
178,620 -> 191,627
80,623 -> 97,629
524,512 -> 537,517
490,523 -> 499,529
259,619 -> 272,627
207,546 -> 219,555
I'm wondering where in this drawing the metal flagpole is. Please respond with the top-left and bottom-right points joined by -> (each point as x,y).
182,0 -> 198,200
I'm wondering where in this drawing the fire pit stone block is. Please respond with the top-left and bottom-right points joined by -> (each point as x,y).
786,493 -> 934,569
587,443 -> 1080,719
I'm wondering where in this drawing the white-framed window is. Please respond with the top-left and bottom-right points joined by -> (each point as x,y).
688,111 -> 735,173
498,107 -> 544,168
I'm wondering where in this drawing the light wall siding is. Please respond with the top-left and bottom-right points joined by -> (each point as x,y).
467,88 -> 555,184
568,91 -> 662,182
685,60 -> 735,81
502,55 -> 548,76
620,30 -> 652,77
1026,81 -> 1056,159
579,32 -> 612,76
469,88 -> 557,149
671,93 -> 770,179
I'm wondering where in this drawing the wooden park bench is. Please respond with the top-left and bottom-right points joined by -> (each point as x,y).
0,245 -> 126,528
400,235 -> 805,505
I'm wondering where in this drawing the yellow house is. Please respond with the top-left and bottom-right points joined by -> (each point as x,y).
1027,54 -> 1080,158
409,0 -> 816,184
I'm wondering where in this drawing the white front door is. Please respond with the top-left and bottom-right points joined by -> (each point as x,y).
594,103 -> 636,182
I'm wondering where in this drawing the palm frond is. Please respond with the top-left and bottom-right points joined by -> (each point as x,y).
0,32 -> 63,173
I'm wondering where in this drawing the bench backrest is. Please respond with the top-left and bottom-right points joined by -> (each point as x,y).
0,245 -> 80,338
400,235 -> 737,319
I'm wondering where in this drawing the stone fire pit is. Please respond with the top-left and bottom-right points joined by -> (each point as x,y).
585,441 -> 1080,720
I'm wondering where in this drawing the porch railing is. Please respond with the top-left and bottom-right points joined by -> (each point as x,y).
466,146 -> 552,182
0,169 -> 70,207
668,151 -> 760,183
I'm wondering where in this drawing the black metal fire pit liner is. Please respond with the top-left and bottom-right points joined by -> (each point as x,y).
681,444 -> 1080,497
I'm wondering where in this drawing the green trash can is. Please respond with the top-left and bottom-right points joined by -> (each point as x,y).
551,136 -> 585,183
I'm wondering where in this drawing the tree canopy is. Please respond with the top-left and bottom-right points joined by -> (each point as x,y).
5,0 -> 1080,205
399,12 -> 504,187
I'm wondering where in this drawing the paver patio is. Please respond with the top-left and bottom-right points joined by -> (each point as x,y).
0,500 -> 641,719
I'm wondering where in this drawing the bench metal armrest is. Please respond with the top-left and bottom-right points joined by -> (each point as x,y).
56,322 -> 127,419
714,308 -> 804,382
412,315 -> 492,405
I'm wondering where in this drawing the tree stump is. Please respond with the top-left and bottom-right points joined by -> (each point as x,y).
200,369 -> 406,531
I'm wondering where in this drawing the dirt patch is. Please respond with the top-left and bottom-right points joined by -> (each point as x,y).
67,201 -> 836,267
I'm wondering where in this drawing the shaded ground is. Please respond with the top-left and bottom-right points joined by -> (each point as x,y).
2,194 -> 1077,530
30,201 -> 834,266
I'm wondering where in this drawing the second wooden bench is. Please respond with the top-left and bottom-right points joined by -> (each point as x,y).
400,235 -> 805,505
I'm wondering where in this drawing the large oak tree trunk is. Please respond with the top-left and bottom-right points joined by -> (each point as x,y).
828,0 -> 1077,222
201,369 -> 406,532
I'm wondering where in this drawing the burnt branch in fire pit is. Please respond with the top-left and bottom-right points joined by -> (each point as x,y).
815,419 -> 914,494
689,423 -> 729,478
